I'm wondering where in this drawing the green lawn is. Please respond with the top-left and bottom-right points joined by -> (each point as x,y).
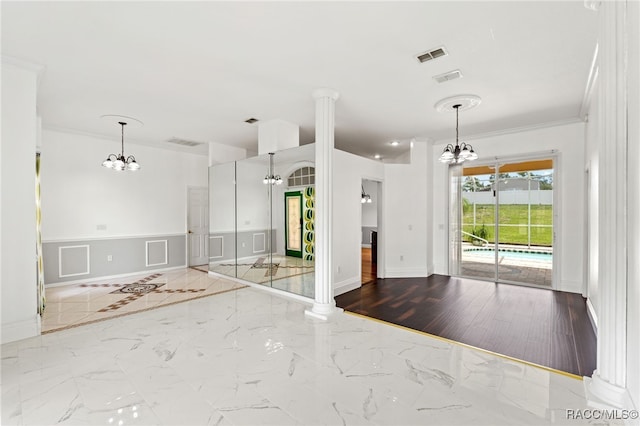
462,204 -> 553,246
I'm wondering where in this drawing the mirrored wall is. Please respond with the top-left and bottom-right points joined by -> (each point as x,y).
208,144 -> 315,298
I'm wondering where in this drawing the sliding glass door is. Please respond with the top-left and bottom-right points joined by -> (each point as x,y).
455,158 -> 554,287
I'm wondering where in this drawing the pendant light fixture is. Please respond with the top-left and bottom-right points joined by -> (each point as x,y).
361,185 -> 372,203
438,103 -> 478,164
263,152 -> 282,185
102,121 -> 140,171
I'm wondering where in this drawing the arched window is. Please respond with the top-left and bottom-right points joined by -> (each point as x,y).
287,166 -> 315,187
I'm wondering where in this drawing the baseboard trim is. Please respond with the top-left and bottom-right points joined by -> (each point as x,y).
44,265 -> 187,288
334,277 -> 361,296
385,267 -> 430,278
558,279 -> 583,294
2,314 -> 41,344
584,373 -> 634,410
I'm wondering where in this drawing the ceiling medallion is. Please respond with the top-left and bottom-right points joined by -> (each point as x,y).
434,94 -> 482,113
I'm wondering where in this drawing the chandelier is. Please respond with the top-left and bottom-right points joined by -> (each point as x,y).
102,121 -> 140,171
263,152 -> 282,185
361,185 -> 372,203
439,104 -> 478,164
263,174 -> 283,185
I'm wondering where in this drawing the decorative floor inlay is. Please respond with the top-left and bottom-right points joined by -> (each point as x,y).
110,282 -> 165,294
41,269 -> 248,334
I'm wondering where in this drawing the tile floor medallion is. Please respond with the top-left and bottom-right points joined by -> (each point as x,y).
1,287 -> 626,426
40,268 -> 246,334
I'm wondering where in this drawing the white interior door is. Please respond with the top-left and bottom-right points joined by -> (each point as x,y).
188,187 -> 209,266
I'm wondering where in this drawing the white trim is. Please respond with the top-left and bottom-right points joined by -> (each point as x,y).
145,239 -> 168,267
433,118 -> 583,146
580,43 -> 599,120
1,315 -> 41,344
584,374 -> 632,409
58,245 -> 90,278
1,55 -> 46,89
253,232 -> 266,253
333,277 -> 361,296
43,233 -> 186,244
385,267 -> 430,278
207,270 -> 314,305
586,297 -> 598,334
44,265 -> 186,288
43,124 -> 209,157
209,236 -> 224,259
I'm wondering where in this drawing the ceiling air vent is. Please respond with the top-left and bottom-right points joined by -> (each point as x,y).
433,69 -> 463,83
167,137 -> 203,147
416,46 -> 447,63
245,118 -> 259,124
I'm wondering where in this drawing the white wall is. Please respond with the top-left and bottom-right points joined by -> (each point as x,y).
384,142 -> 431,277
1,63 -> 39,343
432,122 -> 585,294
41,129 -> 208,241
332,149 -> 384,294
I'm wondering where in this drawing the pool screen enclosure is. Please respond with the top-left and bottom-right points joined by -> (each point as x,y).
450,158 -> 554,287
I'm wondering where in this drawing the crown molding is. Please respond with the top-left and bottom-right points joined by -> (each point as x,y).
579,43 -> 599,120
2,55 -> 46,89
42,124 -> 208,156
432,117 -> 584,145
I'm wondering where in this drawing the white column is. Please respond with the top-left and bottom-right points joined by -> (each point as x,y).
585,0 -> 630,408
1,59 -> 40,343
306,88 -> 341,320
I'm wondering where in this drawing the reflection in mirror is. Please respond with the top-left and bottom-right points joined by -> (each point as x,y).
208,144 -> 315,299
235,154 -> 273,285
268,144 -> 315,298
208,161 -> 236,278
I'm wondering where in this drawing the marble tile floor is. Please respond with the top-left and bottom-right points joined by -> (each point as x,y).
1,286 -> 623,426
210,255 -> 315,298
40,268 -> 246,334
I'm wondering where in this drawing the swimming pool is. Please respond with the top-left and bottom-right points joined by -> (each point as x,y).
463,248 -> 552,262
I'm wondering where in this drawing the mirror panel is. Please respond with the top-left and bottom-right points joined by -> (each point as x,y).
208,161 -> 237,278
235,154 -> 273,285
208,143 -> 315,298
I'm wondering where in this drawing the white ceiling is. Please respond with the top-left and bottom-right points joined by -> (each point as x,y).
1,1 -> 598,160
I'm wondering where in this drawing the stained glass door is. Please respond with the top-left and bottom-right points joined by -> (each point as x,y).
285,191 -> 303,258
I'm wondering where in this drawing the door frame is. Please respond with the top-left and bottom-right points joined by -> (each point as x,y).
449,152 -> 560,289
187,186 -> 209,266
284,191 -> 303,258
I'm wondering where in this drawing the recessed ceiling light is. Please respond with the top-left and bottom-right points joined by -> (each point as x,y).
244,118 -> 259,124
391,141 -> 399,147
374,154 -> 381,159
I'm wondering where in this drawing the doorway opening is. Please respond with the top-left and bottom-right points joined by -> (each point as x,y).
451,158 -> 555,287
361,179 -> 378,284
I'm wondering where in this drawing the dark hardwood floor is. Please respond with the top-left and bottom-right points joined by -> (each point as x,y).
335,274 -> 596,377
361,247 -> 376,285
